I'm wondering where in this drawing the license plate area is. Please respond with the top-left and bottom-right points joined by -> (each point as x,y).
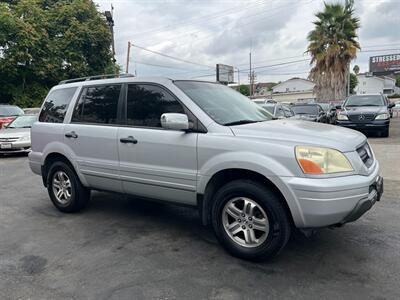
0,143 -> 12,149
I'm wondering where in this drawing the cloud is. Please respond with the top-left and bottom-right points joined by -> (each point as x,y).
95,0 -> 400,82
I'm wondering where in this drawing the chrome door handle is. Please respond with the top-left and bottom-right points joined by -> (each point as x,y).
65,131 -> 78,138
120,136 -> 138,144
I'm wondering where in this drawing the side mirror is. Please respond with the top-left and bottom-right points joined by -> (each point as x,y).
160,113 -> 189,131
336,105 -> 342,109
388,103 -> 395,108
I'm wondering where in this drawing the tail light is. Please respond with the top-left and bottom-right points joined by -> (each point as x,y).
0,116 -> 16,129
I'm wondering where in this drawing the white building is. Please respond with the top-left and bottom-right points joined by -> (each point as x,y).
356,74 -> 398,95
270,78 -> 315,103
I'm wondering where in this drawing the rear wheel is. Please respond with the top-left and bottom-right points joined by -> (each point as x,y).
211,180 -> 291,261
47,161 -> 90,212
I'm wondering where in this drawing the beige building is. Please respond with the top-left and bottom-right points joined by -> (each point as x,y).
270,78 -> 315,103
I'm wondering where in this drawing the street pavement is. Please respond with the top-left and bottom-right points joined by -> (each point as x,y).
0,119 -> 399,300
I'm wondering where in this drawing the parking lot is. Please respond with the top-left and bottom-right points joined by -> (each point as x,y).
0,119 -> 399,300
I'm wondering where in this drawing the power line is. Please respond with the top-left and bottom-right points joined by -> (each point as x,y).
131,43 -> 214,69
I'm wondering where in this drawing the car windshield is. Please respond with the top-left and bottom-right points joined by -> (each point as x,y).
345,95 -> 384,107
6,115 -> 37,128
174,81 -> 273,125
317,103 -> 330,111
292,105 -> 319,115
0,106 -> 24,116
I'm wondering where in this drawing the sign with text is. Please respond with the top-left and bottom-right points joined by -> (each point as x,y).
369,54 -> 400,75
216,64 -> 234,84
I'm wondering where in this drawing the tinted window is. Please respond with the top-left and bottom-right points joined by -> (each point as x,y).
0,106 -> 24,116
72,85 -> 121,124
345,95 -> 384,107
292,105 -> 319,115
39,88 -> 77,123
126,84 -> 185,127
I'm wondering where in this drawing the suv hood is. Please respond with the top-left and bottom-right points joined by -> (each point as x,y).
230,120 -> 365,152
343,106 -> 387,115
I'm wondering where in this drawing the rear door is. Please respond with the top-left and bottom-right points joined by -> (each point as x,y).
64,84 -> 123,193
117,83 -> 198,205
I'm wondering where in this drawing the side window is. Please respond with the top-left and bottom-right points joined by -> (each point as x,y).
126,84 -> 185,128
72,85 -> 121,124
39,87 -> 77,123
275,106 -> 284,117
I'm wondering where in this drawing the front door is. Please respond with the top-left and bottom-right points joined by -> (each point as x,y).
64,84 -> 123,193
118,83 -> 198,205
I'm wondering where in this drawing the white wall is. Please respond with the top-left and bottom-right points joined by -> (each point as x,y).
356,75 -> 384,94
272,79 -> 315,93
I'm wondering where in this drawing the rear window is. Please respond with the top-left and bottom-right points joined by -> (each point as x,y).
72,85 -> 121,124
39,87 -> 77,123
0,106 -> 24,116
292,105 -> 319,115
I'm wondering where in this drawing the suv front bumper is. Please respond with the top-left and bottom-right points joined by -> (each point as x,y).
281,162 -> 382,228
336,119 -> 389,132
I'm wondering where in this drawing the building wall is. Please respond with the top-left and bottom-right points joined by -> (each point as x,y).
272,79 -> 315,93
356,75 -> 396,95
273,91 -> 315,103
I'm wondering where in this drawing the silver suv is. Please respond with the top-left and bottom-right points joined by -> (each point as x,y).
29,75 -> 383,261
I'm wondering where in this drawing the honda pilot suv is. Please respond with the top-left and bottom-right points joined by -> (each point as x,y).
29,75 -> 383,261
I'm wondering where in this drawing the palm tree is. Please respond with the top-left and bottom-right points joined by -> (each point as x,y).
307,0 -> 360,102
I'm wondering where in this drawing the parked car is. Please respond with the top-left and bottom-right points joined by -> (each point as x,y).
336,94 -> 395,137
253,99 -> 276,105
316,102 -> 337,124
0,105 -> 24,129
291,103 -> 328,123
0,114 -> 37,154
23,107 -> 41,115
261,103 -> 295,119
29,75 -> 383,261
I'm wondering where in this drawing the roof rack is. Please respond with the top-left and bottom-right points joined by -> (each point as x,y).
58,73 -> 135,85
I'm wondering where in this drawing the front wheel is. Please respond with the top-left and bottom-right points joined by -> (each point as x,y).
47,161 -> 90,213
211,180 -> 291,261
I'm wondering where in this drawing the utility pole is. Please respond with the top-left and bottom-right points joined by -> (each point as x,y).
347,62 -> 351,96
249,51 -> 252,96
125,41 -> 131,74
104,5 -> 116,64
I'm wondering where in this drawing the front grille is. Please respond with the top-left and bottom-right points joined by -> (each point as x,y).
348,114 -> 375,122
357,143 -> 374,168
0,137 -> 19,142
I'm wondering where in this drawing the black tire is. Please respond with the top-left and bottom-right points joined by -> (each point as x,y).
381,128 -> 389,138
211,180 -> 291,261
47,161 -> 90,213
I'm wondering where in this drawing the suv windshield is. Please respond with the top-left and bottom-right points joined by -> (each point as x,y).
292,105 -> 319,115
0,106 -> 24,116
7,115 -> 37,128
174,81 -> 273,125
345,95 -> 384,107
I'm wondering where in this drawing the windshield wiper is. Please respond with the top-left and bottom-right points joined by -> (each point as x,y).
22,126 -> 31,128
224,120 -> 262,126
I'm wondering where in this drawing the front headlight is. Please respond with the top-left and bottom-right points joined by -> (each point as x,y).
19,135 -> 30,141
295,146 -> 353,174
337,114 -> 348,121
375,113 -> 389,120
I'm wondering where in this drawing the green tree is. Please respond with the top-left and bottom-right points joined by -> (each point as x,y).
396,75 -> 400,87
353,65 -> 360,75
0,0 -> 117,107
238,84 -> 250,96
307,0 -> 360,102
349,73 -> 358,94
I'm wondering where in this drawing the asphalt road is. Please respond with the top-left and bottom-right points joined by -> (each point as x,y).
1,120 -> 400,300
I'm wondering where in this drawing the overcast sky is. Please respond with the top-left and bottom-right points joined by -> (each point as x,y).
94,0 -> 400,84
